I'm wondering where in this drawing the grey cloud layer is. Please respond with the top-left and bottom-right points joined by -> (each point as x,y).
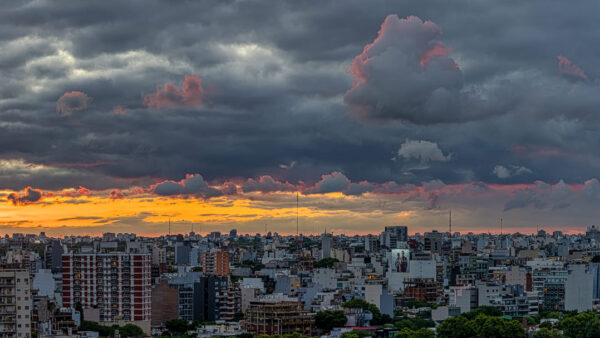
1,0 -> 600,215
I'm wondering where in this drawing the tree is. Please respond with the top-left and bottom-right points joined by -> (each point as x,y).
437,316 -> 475,338
560,312 -> 600,338
467,315 -> 526,338
533,328 -> 564,338
394,328 -> 435,338
394,317 -> 434,331
314,257 -> 339,268
119,324 -> 144,337
461,306 -> 502,320
341,330 -> 371,338
315,310 -> 347,333
165,318 -> 190,336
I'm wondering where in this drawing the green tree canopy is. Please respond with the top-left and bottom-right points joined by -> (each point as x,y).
394,327 -> 436,338
165,318 -> 190,335
315,310 -> 347,333
461,306 -> 502,320
314,257 -> 340,268
394,317 -> 435,331
559,311 -> 600,338
533,328 -> 564,338
436,315 -> 475,338
118,324 -> 144,337
437,314 -> 525,338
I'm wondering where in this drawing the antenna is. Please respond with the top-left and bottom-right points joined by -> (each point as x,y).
449,210 -> 452,235
168,217 -> 171,236
500,218 -> 503,235
296,192 -> 299,236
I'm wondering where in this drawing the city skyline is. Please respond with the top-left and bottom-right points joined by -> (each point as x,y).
3,1 -> 600,235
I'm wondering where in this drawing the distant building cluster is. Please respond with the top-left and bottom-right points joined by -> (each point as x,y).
2,224 -> 600,337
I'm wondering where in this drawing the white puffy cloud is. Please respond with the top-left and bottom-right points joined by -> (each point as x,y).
493,165 -> 532,179
397,140 -> 450,162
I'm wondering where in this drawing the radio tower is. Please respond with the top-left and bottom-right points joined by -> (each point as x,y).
296,192 -> 299,236
449,210 -> 452,235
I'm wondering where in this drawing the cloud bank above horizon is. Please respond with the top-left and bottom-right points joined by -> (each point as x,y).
1,0 -> 600,234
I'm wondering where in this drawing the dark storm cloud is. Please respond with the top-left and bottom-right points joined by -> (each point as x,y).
7,186 -> 42,205
1,0 -> 600,219
242,176 -> 296,194
152,174 -> 223,199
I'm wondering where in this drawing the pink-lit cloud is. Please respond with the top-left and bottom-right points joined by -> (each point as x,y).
7,187 -> 43,206
557,55 -> 587,80
56,91 -> 90,116
112,106 -> 127,115
420,41 -> 454,67
143,74 -> 205,109
344,15 -> 463,124
77,186 -> 91,195
109,189 -> 125,199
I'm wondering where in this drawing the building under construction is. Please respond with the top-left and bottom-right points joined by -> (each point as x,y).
244,299 -> 314,336
403,277 -> 439,302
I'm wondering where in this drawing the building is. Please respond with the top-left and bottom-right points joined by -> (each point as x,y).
424,231 -> 443,255
201,251 -> 230,277
385,226 -> 408,242
565,264 -> 593,312
321,234 -> 333,259
151,280 -> 178,326
403,278 -> 438,302
46,240 -> 64,274
174,242 -> 191,266
589,261 -> 600,300
587,225 -> 600,242
193,277 -> 229,322
0,270 -> 31,338
61,252 -> 152,323
244,296 -> 314,336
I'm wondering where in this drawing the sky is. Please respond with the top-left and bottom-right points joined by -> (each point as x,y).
1,0 -> 600,236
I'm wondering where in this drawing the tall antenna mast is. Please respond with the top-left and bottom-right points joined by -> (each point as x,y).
169,217 -> 171,236
449,210 -> 452,235
500,218 -> 503,235
296,192 -> 299,236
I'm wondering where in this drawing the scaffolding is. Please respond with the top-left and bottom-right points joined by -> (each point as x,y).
244,301 -> 314,336
403,278 -> 438,302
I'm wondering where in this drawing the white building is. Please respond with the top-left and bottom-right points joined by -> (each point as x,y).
565,264 -> 593,312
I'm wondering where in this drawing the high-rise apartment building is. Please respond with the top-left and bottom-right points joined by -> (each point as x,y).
385,226 -> 408,242
320,234 -> 333,259
0,270 -> 31,338
201,251 -> 229,277
61,253 -> 151,322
